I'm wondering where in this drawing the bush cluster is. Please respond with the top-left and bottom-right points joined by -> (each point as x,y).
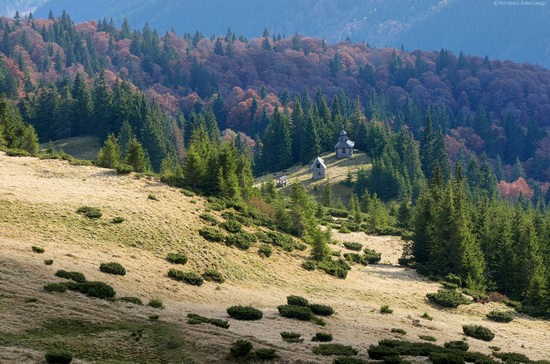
44,259 -> 54,265
115,164 -> 133,174
227,305 -> 263,320
148,298 -> 164,309
492,351 -> 530,363
187,313 -> 229,329
486,310 -> 513,323
44,283 -> 68,293
317,258 -> 351,279
199,227 -> 224,242
230,339 -> 253,358
255,348 -> 277,360
368,339 -> 499,363
225,232 -> 256,250
99,262 -> 126,276
343,242 -> 363,251
166,252 -> 188,265
55,270 -> 86,283
426,289 -> 470,308
199,213 -> 218,225
444,341 -> 469,351
111,216 -> 125,224
391,328 -> 406,335
221,219 -> 242,233
310,303 -> 334,316
168,269 -> 204,286
280,332 -> 304,343
312,332 -> 333,342
312,343 -> 358,356
202,269 -> 225,283
380,305 -> 393,314
73,281 -> 116,299
76,206 -> 102,219
287,295 -> 309,307
45,349 -> 73,364
363,248 -> 382,264
429,352 -> 465,364
258,244 -> 273,257
462,325 -> 495,341
277,304 -> 313,321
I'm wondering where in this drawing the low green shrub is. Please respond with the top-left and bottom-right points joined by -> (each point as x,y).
462,288 -> 488,302
463,351 -> 499,364
230,339 -> 253,358
312,332 -> 333,342
444,340 -> 469,351
363,248 -> 382,264
258,244 -> 272,257
202,269 -> 224,283
462,324 -> 495,341
32,245 -> 45,253
168,269 -> 204,286
302,259 -> 317,270
312,343 -> 358,356
55,270 -> 86,283
421,312 -> 433,320
317,259 -> 351,279
148,298 -> 164,309
503,299 -> 522,310
148,314 -> 160,320
166,252 -> 188,265
380,305 -> 393,314
418,335 -> 437,342
255,348 -> 277,360
99,262 -> 126,276
199,227 -> 224,242
225,232 -> 255,250
44,283 -> 68,293
118,296 -> 143,305
44,259 -> 54,265
181,188 -> 195,197
73,281 -> 116,299
187,313 -> 229,329
266,231 -> 296,251
227,305 -> 263,320
221,219 -> 242,233
426,289 -> 470,308
344,252 -> 367,265
115,163 -> 133,174
76,206 -> 102,219
147,194 -> 159,201
310,303 -> 334,316
4,148 -> 31,157
45,349 -> 73,364
280,332 -> 303,342
343,242 -> 362,251
277,304 -> 313,321
332,357 -> 368,364
391,328 -> 406,335
492,351 -> 529,363
287,295 -> 309,307
429,352 -> 465,364
486,310 -> 513,323
199,213 -> 218,225
111,216 -> 125,224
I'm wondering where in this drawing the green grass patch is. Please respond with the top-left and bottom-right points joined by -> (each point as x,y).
76,206 -> 102,219
227,305 -> 263,320
462,325 -> 495,341
99,262 -> 126,276
426,289 -> 470,308
165,252 -> 188,265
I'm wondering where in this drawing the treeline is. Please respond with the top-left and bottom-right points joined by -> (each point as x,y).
1,11 -> 550,183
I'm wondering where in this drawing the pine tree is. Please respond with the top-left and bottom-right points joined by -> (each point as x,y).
72,72 -> 93,136
321,182 -> 333,207
96,134 -> 121,168
21,125 -> 39,155
125,137 -> 147,173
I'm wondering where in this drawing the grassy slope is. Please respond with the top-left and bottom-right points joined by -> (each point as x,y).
1,151 -> 549,363
39,136 -> 102,161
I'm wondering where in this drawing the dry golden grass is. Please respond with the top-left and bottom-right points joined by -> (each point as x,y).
1,151 -> 549,363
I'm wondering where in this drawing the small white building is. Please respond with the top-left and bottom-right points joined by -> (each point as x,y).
334,128 -> 354,159
310,156 -> 327,180
276,175 -> 288,187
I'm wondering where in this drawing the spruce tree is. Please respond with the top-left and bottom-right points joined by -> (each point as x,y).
96,134 -> 121,168
125,137 -> 147,173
